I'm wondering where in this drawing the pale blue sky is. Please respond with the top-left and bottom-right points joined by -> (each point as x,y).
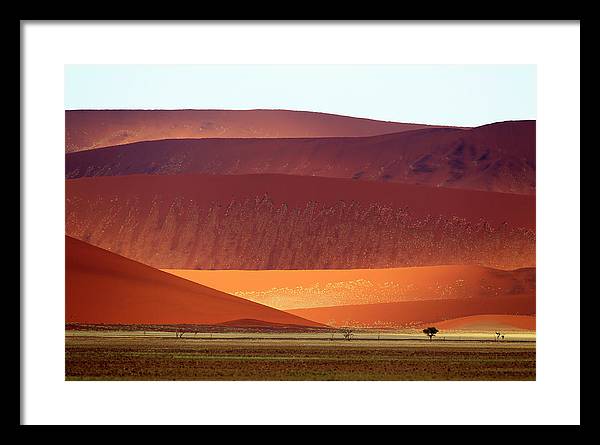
65,65 -> 536,127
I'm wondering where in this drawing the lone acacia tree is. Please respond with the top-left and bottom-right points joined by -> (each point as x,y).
423,327 -> 439,341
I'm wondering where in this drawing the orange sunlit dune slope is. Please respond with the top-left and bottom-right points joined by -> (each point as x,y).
162,266 -> 535,310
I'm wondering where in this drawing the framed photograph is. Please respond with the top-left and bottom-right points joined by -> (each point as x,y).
21,21 -> 580,426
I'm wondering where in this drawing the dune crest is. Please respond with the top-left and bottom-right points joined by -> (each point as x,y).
66,109 -> 450,153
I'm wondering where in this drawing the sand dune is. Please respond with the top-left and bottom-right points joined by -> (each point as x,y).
162,266 -> 536,310
65,235 -> 324,327
66,120 -> 535,194
287,294 -> 535,328
428,314 -> 536,331
66,174 -> 535,270
65,109 -> 449,153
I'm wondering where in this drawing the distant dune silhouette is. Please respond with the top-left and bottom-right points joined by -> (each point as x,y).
66,118 -> 534,194
66,109 -> 451,152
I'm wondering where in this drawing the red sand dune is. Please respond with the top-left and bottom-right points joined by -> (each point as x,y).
161,266 -> 536,310
287,294 -> 535,329
216,319 -> 318,329
66,120 -> 535,195
427,314 -> 536,331
65,109 -> 450,153
65,235 -> 324,327
66,174 -> 535,270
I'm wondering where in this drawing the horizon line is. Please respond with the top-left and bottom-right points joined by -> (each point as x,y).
64,107 -> 536,128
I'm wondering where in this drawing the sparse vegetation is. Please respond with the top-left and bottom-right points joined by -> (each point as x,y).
342,328 -> 353,341
423,327 -> 439,341
65,333 -> 536,381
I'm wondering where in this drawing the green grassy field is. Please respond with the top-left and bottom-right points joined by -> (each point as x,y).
65,330 -> 535,381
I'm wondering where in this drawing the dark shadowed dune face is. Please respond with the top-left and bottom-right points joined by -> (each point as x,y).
65,235 -> 325,327
66,120 -> 535,195
65,109 -> 450,153
66,174 -> 535,270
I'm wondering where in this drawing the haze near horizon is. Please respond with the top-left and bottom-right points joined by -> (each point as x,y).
65,64 -> 536,127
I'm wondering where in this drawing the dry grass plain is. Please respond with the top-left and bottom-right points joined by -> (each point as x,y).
65,330 -> 535,381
